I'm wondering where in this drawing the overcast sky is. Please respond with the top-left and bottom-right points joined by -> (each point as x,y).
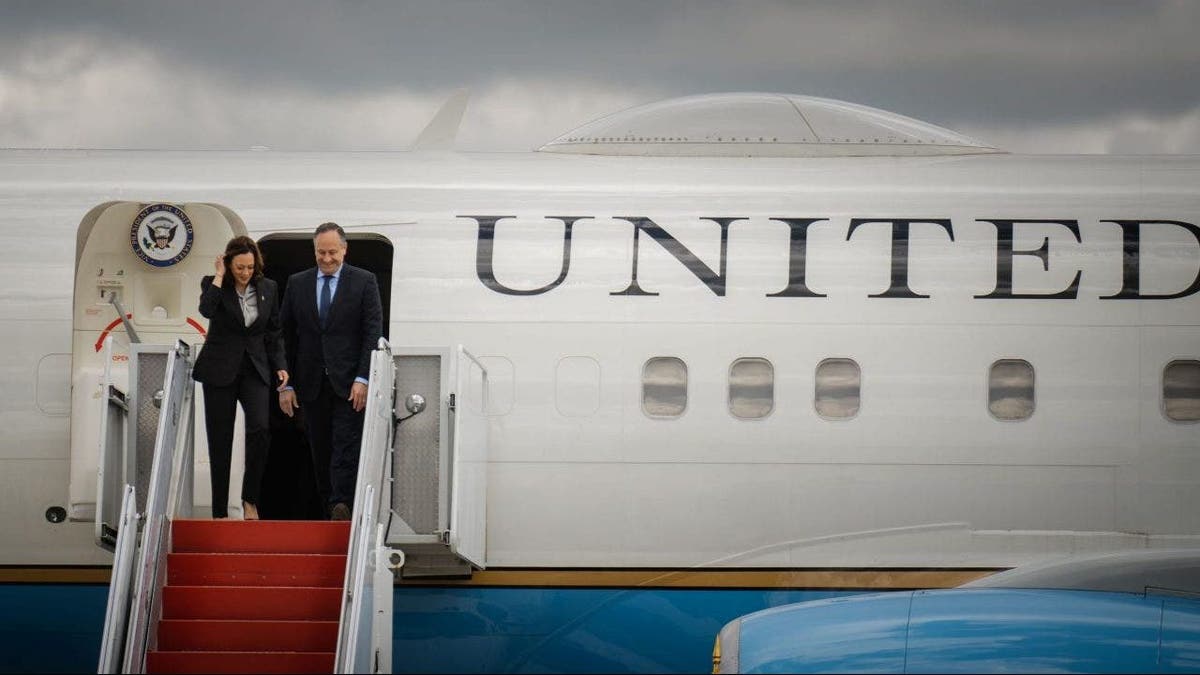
1,0 -> 1197,154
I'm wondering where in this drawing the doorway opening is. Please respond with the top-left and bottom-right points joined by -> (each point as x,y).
255,232 -> 394,520
257,233 -> 393,336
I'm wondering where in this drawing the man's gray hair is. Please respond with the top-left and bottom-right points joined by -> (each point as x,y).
314,222 -> 347,245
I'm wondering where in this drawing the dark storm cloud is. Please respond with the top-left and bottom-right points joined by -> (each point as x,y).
641,0 -> 1200,129
0,0 -> 680,91
5,1 -> 1197,106
1,0 -> 1197,151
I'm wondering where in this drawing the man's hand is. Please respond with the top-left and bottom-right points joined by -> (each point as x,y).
279,389 -> 299,417
275,370 -> 290,392
349,382 -> 368,412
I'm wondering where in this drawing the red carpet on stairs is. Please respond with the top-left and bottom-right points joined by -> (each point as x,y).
145,519 -> 350,674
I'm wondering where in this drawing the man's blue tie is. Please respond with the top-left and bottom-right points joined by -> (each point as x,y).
319,274 -> 333,328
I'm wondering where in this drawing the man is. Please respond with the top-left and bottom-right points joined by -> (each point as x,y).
279,222 -> 383,520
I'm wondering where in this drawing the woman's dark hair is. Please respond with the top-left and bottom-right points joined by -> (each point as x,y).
223,235 -> 265,280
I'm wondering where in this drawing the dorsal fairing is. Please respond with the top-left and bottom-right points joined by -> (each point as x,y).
538,92 -> 1003,157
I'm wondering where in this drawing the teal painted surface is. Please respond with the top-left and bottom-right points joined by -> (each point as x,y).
0,585 -> 107,674
392,586 -> 849,673
0,584 -> 851,673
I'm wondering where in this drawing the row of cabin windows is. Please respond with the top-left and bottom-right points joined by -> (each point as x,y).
642,357 -> 1200,423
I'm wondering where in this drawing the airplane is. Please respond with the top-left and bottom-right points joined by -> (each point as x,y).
713,548 -> 1200,673
0,91 -> 1197,673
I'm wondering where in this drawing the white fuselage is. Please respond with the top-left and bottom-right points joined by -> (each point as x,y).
2,149 -> 1198,568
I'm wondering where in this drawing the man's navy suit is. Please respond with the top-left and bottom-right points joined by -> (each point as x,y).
280,263 -> 383,510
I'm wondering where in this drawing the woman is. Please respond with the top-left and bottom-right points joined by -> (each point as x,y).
192,236 -> 288,520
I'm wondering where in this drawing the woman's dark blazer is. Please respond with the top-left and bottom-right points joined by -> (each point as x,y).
192,275 -> 287,387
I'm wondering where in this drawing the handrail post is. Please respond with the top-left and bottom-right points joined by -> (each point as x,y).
335,338 -> 395,673
97,484 -> 139,674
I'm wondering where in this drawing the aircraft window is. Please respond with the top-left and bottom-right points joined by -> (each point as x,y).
729,358 -> 774,419
989,359 -> 1035,421
643,357 -> 687,417
1163,360 -> 1200,422
815,358 -> 860,419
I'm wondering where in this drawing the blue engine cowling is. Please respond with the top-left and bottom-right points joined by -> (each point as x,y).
722,588 -> 1200,673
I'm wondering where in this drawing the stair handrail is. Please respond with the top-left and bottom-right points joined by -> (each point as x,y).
97,484 -> 139,674
120,340 -> 195,674
336,338 -> 396,674
339,483 -> 377,673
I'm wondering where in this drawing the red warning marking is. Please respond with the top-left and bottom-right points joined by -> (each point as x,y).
94,314 -> 132,352
93,315 -> 207,352
187,317 -> 208,338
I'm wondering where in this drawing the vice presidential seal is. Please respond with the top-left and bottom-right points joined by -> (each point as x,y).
131,203 -> 193,267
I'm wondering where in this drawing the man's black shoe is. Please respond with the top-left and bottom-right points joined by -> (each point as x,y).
331,502 -> 351,521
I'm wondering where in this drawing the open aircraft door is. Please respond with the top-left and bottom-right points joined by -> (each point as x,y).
94,336 -> 129,549
94,338 -> 184,548
387,345 -> 488,575
449,346 -> 489,569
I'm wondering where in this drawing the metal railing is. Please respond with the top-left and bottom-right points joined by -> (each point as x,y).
336,338 -> 397,674
97,485 -> 139,673
117,341 -> 195,673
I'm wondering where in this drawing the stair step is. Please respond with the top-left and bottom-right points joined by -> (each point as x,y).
162,586 -> 342,621
168,553 -> 347,587
145,650 -> 334,674
398,550 -> 473,578
157,619 -> 338,652
172,520 -> 350,554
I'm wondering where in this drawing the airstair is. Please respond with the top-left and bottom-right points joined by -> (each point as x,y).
95,338 -> 490,673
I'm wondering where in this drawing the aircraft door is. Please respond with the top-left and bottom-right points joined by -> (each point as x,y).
95,337 -> 127,549
95,339 -> 184,546
449,346 -> 489,568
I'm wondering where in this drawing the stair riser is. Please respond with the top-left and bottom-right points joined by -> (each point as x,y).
168,553 -> 347,587
162,586 -> 342,621
172,519 -> 351,554
145,650 -> 334,674
157,620 -> 337,652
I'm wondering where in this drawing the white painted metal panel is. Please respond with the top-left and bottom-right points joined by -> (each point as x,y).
450,346 -> 488,568
0,145 -> 1196,570
95,336 -> 126,548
